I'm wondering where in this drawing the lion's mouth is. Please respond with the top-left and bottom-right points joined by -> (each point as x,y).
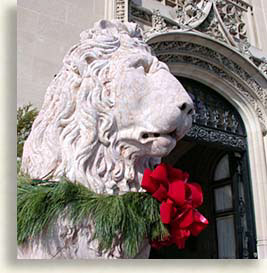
140,128 -> 186,157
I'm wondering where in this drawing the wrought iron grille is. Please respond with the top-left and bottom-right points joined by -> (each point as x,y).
179,78 -> 247,150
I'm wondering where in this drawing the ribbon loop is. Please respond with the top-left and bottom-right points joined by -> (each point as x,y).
152,184 -> 168,202
167,180 -> 186,206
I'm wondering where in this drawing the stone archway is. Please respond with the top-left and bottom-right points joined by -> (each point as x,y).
147,32 -> 267,258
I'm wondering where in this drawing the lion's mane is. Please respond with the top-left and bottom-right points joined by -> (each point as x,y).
21,20 -> 159,194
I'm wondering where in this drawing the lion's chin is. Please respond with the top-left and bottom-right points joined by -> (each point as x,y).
150,135 -> 177,157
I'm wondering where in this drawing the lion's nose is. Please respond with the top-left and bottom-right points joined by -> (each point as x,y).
178,101 -> 194,116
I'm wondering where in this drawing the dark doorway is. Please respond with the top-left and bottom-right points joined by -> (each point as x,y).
149,78 -> 257,259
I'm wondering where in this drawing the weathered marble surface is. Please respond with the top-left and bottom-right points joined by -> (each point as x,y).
19,19 -> 193,259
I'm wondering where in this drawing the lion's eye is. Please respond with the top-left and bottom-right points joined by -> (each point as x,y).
149,61 -> 169,74
131,59 -> 150,73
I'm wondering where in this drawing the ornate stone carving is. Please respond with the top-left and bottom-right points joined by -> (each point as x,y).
186,125 -> 247,150
151,9 -> 167,32
196,7 -> 227,43
116,0 -> 127,22
19,20 -> 194,259
259,58 -> 267,76
129,2 -> 153,25
174,0 -> 211,27
215,0 -> 251,43
215,0 -> 252,12
129,2 -> 181,36
251,57 -> 267,77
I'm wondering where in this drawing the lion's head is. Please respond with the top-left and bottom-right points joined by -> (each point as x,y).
21,20 -> 193,194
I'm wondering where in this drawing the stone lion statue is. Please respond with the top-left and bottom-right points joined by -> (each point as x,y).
19,20 -> 193,259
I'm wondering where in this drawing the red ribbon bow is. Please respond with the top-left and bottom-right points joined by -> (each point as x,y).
141,163 -> 208,249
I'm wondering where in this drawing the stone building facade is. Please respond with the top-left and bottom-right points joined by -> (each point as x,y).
17,0 -> 267,259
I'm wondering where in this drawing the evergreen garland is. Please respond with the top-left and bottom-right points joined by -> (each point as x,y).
17,103 -> 38,158
17,175 -> 169,257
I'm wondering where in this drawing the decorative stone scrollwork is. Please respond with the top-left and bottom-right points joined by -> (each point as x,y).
186,125 -> 247,150
215,0 -> 250,43
196,7 -> 227,43
174,0 -> 211,27
151,9 -> 168,32
214,0 -> 252,12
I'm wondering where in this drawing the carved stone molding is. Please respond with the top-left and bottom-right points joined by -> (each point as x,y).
151,9 -> 168,32
214,0 -> 252,46
130,3 -> 153,25
251,57 -> 267,78
116,0 -> 127,22
259,58 -> 267,77
129,4 -> 181,32
196,6 -> 227,43
174,0 -> 212,28
215,0 -> 252,12
186,124 -> 247,150
149,41 -> 267,134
